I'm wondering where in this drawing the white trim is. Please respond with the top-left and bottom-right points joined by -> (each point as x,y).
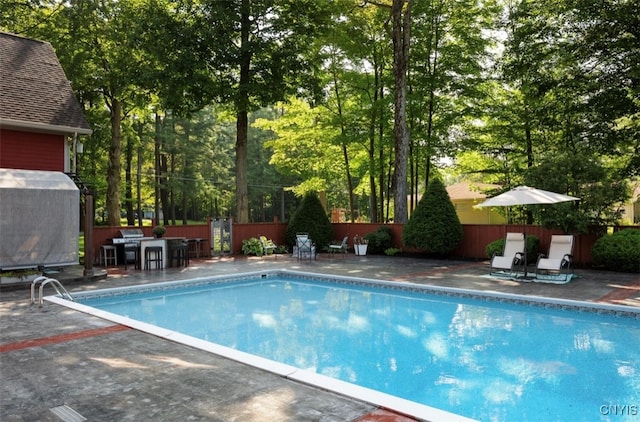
0,117 -> 92,135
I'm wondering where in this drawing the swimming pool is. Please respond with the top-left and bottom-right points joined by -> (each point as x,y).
48,270 -> 640,421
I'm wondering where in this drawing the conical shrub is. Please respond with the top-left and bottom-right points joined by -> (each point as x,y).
285,192 -> 333,249
403,178 -> 463,254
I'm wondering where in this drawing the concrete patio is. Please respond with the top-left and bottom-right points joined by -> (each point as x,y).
1,254 -> 638,421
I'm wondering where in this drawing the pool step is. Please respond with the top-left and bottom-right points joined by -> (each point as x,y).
50,404 -> 86,422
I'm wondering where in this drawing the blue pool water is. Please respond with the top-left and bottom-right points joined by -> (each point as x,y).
75,273 -> 640,421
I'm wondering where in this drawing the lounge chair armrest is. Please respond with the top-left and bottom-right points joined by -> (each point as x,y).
513,252 -> 524,265
560,254 -> 573,267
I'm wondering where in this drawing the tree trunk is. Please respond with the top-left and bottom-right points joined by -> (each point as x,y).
124,126 -> 135,226
378,81 -> 386,222
369,56 -> 381,223
136,121 -> 143,227
391,0 -> 411,224
236,110 -> 249,223
330,61 -> 355,223
424,6 -> 441,192
525,110 -> 534,224
169,118 -> 176,225
154,112 -> 170,226
106,99 -> 122,227
154,113 -> 161,224
235,0 -> 251,223
159,146 -> 169,225
182,124 -> 190,225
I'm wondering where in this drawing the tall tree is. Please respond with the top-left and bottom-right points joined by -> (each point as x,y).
56,0 -> 149,226
321,3 -> 392,222
200,0 -> 333,223
389,0 -> 412,223
408,0 -> 498,201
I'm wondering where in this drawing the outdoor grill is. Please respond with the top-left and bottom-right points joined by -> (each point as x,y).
112,228 -> 153,245
113,229 -> 154,265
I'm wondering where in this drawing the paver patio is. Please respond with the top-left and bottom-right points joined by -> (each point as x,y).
1,254 -> 638,421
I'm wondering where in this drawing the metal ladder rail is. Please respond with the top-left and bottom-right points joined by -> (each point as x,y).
30,276 -> 75,307
38,278 -> 75,307
30,276 -> 49,305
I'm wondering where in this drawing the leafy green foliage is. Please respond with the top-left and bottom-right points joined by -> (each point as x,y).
384,247 -> 401,256
284,192 -> 332,249
486,235 -> 539,264
364,226 -> 393,254
485,239 -> 503,259
241,237 -> 264,256
152,225 -> 166,237
524,152 -> 628,232
403,179 -> 463,254
592,229 -> 640,273
5,0 -> 637,228
256,99 -> 343,196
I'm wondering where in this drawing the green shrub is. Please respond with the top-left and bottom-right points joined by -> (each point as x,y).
364,226 -> 393,254
485,238 -> 504,259
275,244 -> 288,254
592,229 -> 640,273
242,237 -> 264,256
284,192 -> 333,249
485,235 -> 539,264
384,247 -> 401,256
403,178 -> 463,254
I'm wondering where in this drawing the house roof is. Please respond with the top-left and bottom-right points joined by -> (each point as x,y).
446,182 -> 501,201
0,32 -> 91,135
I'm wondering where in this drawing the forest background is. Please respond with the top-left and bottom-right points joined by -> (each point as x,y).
2,0 -> 638,234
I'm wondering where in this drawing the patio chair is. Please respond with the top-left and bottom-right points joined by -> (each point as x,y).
260,236 -> 277,260
328,236 -> 348,257
489,232 -> 526,276
535,235 -> 574,281
296,234 -> 316,261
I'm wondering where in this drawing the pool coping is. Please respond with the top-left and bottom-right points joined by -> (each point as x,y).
45,269 -> 639,422
55,269 -> 640,318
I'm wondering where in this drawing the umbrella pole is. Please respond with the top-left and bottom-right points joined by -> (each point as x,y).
523,232 -> 528,277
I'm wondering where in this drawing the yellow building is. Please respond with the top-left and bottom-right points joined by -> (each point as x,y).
446,182 -> 507,224
620,182 -> 640,225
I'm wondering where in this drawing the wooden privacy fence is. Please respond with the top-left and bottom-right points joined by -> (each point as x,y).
326,223 -> 600,264
92,220 -> 635,266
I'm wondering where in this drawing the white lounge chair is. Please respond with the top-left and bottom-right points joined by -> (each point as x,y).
535,235 -> 574,281
490,232 -> 526,276
329,236 -> 348,257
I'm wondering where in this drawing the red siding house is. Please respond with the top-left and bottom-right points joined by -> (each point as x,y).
0,32 -> 91,274
0,32 -> 91,171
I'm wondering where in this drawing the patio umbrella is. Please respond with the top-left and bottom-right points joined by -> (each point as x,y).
476,186 -> 580,277
477,186 -> 580,207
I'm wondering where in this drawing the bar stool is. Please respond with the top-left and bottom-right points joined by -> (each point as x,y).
144,246 -> 163,270
170,242 -> 190,268
124,244 -> 140,270
100,245 -> 118,267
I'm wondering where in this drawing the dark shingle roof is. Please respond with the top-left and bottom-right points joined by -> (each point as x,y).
0,32 -> 91,133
